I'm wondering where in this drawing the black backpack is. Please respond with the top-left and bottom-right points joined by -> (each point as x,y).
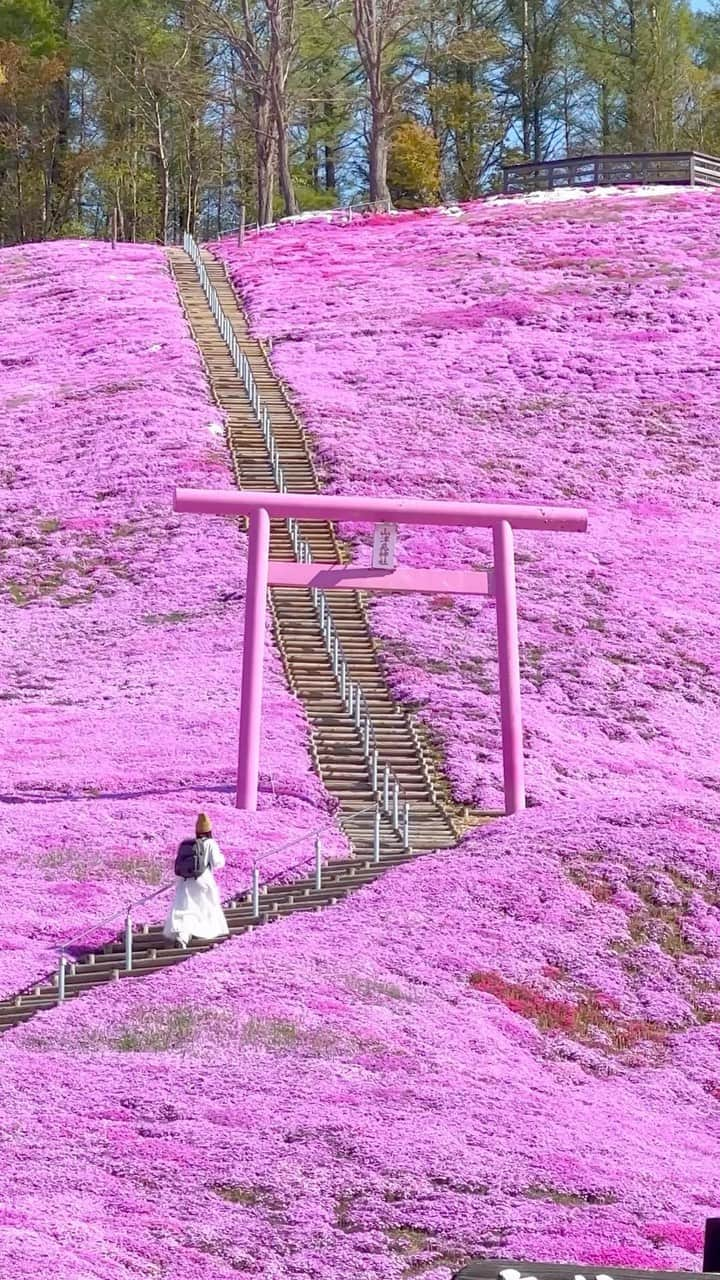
174,838 -> 209,880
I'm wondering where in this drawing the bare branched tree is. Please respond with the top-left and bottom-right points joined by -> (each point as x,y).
352,0 -> 416,204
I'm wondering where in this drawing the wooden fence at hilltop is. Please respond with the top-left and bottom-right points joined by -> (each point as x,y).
502,150 -> 720,195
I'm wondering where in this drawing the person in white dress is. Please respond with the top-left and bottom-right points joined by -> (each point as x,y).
163,812 -> 229,949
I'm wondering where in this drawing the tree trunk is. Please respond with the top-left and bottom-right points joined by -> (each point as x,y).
324,144 -> 336,192
15,143 -> 26,243
77,70 -> 86,225
353,0 -> 393,207
368,92 -> 390,205
217,95 -> 226,237
626,0 -> 640,147
600,81 -> 610,149
256,95 -> 276,224
153,98 -> 170,244
531,0 -> 541,162
49,75 -> 71,228
48,0 -> 74,229
323,97 -> 336,190
600,6 -> 611,148
275,97 -> 298,216
306,101 -> 319,190
268,0 -> 298,217
181,119 -> 200,236
520,0 -> 531,157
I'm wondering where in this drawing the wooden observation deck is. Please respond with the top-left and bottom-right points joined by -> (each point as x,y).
501,150 -> 720,195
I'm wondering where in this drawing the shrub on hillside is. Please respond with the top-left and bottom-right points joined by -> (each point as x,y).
388,121 -> 441,208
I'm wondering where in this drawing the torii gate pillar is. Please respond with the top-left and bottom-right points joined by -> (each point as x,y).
237,507 -> 271,812
493,520 -> 525,815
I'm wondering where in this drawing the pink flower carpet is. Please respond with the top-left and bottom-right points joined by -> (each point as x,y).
0,240 -> 340,999
217,190 -> 720,813
1,192 -> 719,1279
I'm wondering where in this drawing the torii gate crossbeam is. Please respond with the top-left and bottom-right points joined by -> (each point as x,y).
174,488 -> 588,817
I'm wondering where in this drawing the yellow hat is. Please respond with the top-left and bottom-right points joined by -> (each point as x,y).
195,812 -> 212,836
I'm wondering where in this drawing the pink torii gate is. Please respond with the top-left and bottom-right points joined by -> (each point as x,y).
174,488 -> 588,816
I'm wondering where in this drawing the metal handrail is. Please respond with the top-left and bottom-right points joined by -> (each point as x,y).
182,231 -> 412,848
52,794 -> 402,1001
243,801 -> 383,914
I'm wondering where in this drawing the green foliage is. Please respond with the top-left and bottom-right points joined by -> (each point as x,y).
287,176 -> 338,213
0,0 -> 718,244
56,218 -> 88,238
388,121 -> 441,208
423,7 -> 509,196
571,0 -> 700,152
0,0 -> 61,57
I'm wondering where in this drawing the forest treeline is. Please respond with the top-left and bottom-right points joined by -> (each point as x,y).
2,0 -> 720,245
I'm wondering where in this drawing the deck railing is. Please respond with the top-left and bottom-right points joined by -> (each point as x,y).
502,150 -> 720,195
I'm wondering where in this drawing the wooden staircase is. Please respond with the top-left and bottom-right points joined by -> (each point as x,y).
0,847 -> 420,1032
0,245 -> 459,1035
169,246 -> 457,855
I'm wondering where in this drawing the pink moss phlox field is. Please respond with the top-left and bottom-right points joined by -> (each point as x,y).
0,241 -> 341,997
5,799 -> 720,1279
3,200 -> 720,1280
216,190 -> 720,813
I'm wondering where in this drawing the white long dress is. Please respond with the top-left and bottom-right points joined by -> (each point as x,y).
163,837 -> 229,947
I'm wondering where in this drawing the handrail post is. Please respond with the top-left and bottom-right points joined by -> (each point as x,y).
402,803 -> 410,851
392,781 -> 399,830
383,764 -> 390,811
373,802 -> 381,862
315,837 -> 322,891
124,910 -> 133,972
58,953 -> 66,1003
251,866 -> 260,917
371,749 -> 379,792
